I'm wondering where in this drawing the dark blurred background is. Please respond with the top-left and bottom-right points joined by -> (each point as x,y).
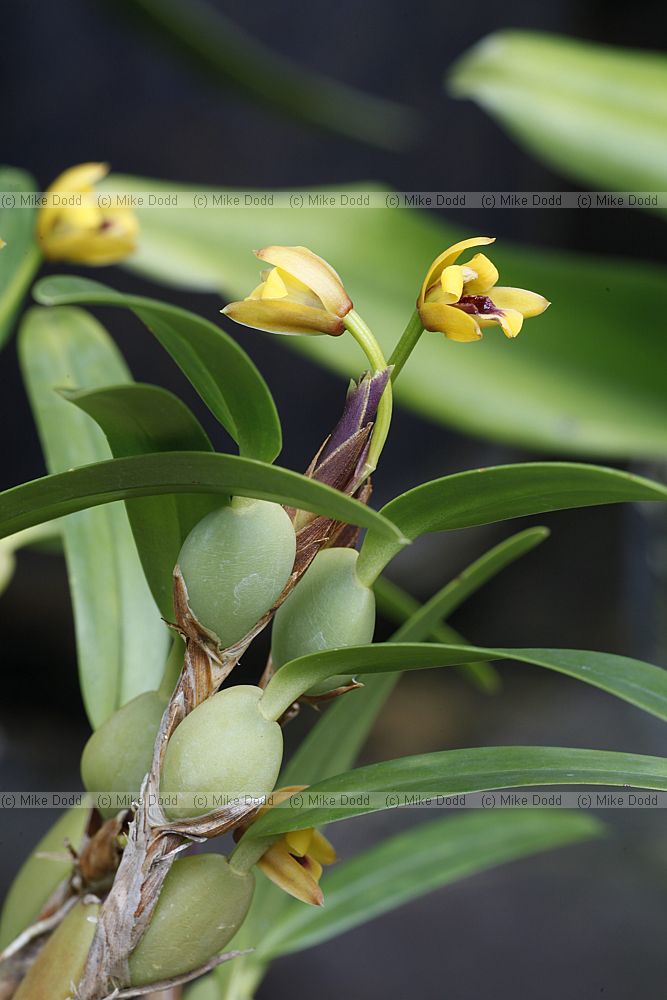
2,1 -> 667,997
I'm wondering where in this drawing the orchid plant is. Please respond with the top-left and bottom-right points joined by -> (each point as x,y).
2,178 -> 667,999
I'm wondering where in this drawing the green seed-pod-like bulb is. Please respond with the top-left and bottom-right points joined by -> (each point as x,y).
13,899 -> 100,1000
271,547 -> 376,696
129,854 -> 254,986
177,498 -> 296,648
160,685 -> 282,820
80,691 -> 168,820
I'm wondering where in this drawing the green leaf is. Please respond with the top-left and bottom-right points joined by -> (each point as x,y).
0,451 -> 404,543
357,462 -> 667,584
245,746 -> 667,836
392,527 -> 548,638
262,643 -> 667,726
18,307 -> 169,728
281,528 -> 549,787
109,174 -> 667,460
33,275 -> 282,464
0,167 -> 41,349
374,576 -> 498,694
448,31 -> 667,203
258,809 -> 603,958
0,808 -> 88,949
122,0 -> 420,150
230,534 -> 546,981
67,384 -> 219,619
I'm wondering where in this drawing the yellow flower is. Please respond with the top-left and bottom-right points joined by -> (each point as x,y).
222,246 -> 353,336
0,238 -> 5,249
36,163 -> 138,265
418,236 -> 550,342
235,786 -> 336,906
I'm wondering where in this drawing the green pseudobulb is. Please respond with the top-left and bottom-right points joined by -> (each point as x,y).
271,547 -> 376,695
177,498 -> 296,648
80,691 -> 167,820
128,855 -> 254,986
0,808 -> 88,949
160,685 -> 282,819
13,899 -> 100,999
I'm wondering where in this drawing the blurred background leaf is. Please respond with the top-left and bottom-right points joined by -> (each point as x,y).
18,305 -> 169,729
107,175 -> 667,460
0,167 -> 40,350
448,31 -> 667,208
116,0 -> 421,150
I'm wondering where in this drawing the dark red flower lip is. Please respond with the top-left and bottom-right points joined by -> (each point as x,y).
454,294 -> 502,316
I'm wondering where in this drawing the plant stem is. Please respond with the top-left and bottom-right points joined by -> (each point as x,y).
228,832 -> 275,875
387,308 -> 424,383
343,308 -> 392,477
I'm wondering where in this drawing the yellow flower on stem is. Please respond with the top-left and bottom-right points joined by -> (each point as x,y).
222,245 -> 353,336
234,786 -> 336,906
36,163 -> 138,265
418,236 -> 550,342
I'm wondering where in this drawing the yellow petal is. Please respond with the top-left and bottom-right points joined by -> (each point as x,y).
462,253 -> 499,294
285,828 -> 313,857
496,308 -> 524,339
489,286 -> 551,318
37,163 -> 109,241
479,308 -> 524,338
47,162 -> 108,194
0,238 -> 5,249
256,246 -> 352,317
419,237 -> 495,306
222,298 -> 344,336
419,302 -> 482,342
426,264 -> 464,305
260,267 -> 290,300
308,829 -> 337,865
258,842 -> 324,906
40,230 -> 137,265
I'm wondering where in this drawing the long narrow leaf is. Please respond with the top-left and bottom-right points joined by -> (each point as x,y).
0,167 -> 41,349
259,809 -> 603,957
281,529 -> 549,787
357,462 -> 667,584
0,451 -> 404,542
374,577 -> 498,694
246,746 -> 667,836
18,307 -> 168,728
123,0 -> 420,150
448,31 -> 667,202
262,643 -> 667,726
33,275 -> 282,463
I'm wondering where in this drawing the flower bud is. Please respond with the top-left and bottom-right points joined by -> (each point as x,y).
160,685 -> 282,819
271,547 -> 375,695
222,245 -> 352,336
177,498 -> 296,648
128,854 -> 254,986
36,163 -> 138,265
80,691 -> 168,820
13,899 -> 100,1000
0,809 -> 88,949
